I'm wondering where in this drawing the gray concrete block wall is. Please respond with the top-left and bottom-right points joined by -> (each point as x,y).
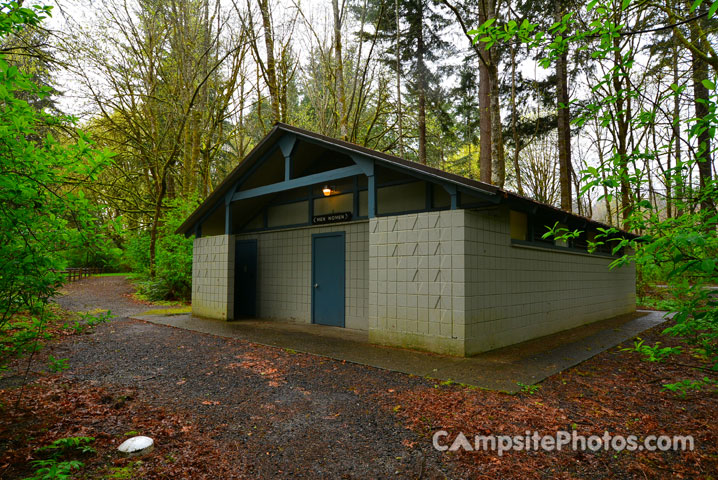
235,221 -> 368,329
192,235 -> 234,320
191,209 -> 635,357
463,207 -> 636,355
368,211 -> 467,356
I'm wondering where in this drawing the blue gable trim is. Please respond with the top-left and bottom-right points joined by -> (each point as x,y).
232,164 -> 365,202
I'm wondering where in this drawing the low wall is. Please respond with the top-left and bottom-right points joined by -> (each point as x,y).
192,235 -> 234,320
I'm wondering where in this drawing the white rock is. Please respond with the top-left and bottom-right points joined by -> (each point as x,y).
117,436 -> 154,456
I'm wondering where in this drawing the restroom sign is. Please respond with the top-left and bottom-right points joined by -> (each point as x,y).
312,212 -> 352,225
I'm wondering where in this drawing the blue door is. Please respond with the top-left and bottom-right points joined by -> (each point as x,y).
234,239 -> 258,318
312,232 -> 345,327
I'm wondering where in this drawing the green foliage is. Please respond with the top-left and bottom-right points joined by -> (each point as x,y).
0,314 -> 52,371
0,1 -> 109,372
1,307 -> 112,371
472,0 -> 718,391
36,436 -> 96,456
25,436 -> 95,480
122,233 -> 151,275
47,355 -> 69,372
517,382 -> 541,395
63,310 -> 113,335
126,196 -> 197,301
620,338 -> 682,363
25,459 -> 84,480
64,236 -> 124,271
661,377 -> 718,398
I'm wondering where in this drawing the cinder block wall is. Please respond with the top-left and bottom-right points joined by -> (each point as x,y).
192,235 -> 234,320
463,207 -> 636,355
368,211 -> 468,356
235,221 -> 369,329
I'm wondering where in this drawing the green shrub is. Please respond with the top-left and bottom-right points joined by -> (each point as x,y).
153,198 -> 195,300
121,197 -> 197,301
122,233 -> 151,275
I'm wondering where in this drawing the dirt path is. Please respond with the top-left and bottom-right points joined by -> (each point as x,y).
54,275 -> 157,318
50,276 -> 453,478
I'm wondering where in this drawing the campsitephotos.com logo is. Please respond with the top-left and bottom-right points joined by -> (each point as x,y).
433,430 -> 695,456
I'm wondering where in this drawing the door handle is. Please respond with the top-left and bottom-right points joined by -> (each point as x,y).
314,283 -> 319,288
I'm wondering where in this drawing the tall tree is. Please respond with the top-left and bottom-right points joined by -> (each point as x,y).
356,0 -> 451,164
68,0 -> 248,274
332,0 -> 348,139
441,0 -> 505,184
555,0 -> 572,211
256,0 -> 281,123
689,3 -> 715,214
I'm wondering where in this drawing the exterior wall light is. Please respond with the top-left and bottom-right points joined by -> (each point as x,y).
322,185 -> 333,196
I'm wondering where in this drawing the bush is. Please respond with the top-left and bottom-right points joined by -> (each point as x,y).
153,197 -> 196,300
122,233 -> 151,275
122,197 -> 197,301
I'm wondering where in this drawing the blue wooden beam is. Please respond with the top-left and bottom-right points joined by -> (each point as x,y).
232,165 -> 364,202
352,176 -> 359,218
367,174 -> 376,218
225,202 -> 233,235
350,154 -> 375,217
278,133 -> 297,158
350,154 -> 374,176
443,184 -> 458,210
278,133 -> 297,182
308,186 -> 314,224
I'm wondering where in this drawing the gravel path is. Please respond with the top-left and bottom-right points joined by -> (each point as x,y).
52,276 -> 453,478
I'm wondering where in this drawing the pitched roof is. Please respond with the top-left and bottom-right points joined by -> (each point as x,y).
176,122 -> 632,237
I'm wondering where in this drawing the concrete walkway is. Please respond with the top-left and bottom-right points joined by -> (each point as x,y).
131,310 -> 667,393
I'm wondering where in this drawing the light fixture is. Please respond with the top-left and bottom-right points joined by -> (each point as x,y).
322,185 -> 333,196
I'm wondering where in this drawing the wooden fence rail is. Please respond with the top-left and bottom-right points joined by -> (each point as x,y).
55,267 -> 104,283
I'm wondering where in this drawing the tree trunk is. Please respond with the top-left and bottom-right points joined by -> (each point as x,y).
510,44 -> 524,195
395,0 -> 404,157
555,0 -> 572,211
489,63 -> 504,187
332,0 -> 347,139
257,0 -> 280,123
611,35 -> 631,228
668,33 -> 681,218
149,175 -> 167,278
416,0 -> 427,165
690,16 -> 715,214
478,0 -> 491,183
487,0 -> 504,187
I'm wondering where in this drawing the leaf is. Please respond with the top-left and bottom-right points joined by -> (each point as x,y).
701,258 -> 715,273
709,0 -> 718,17
702,78 -> 716,90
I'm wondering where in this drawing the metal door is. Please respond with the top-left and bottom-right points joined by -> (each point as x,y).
311,232 -> 345,327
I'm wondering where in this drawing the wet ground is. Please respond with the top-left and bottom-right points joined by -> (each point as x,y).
51,276 -> 454,478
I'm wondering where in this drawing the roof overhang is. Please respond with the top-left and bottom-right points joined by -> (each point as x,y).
176,122 -> 636,240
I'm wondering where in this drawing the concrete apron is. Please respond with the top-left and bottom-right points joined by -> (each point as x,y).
131,310 -> 667,393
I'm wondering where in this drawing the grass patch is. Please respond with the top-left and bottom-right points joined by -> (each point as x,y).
637,296 -> 680,311
92,272 -> 134,278
141,307 -> 191,316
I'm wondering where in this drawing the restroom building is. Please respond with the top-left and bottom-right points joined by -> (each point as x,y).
176,123 -> 636,356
